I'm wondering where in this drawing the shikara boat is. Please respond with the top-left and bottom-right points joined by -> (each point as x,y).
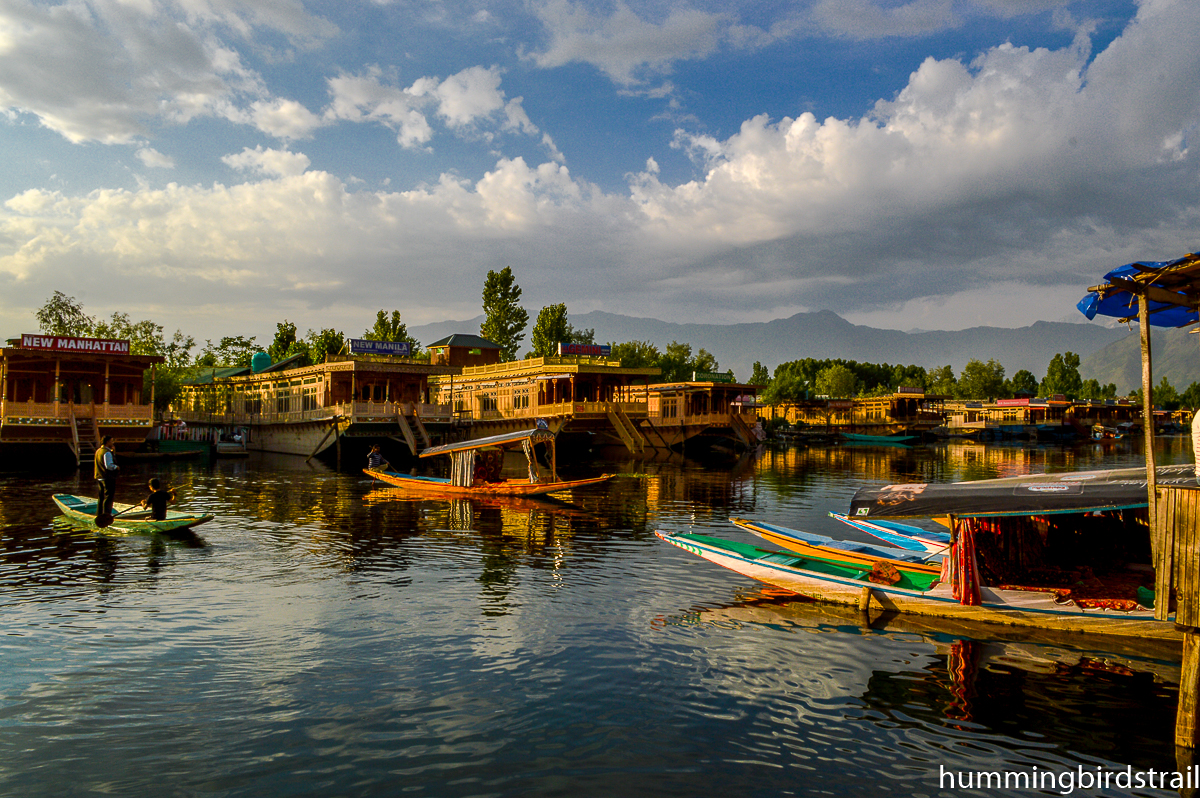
730,517 -> 943,576
52,493 -> 214,533
839,432 -> 918,445
658,465 -> 1197,639
828,511 -> 950,554
367,427 -> 612,497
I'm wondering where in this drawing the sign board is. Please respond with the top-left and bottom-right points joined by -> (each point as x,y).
897,386 -> 924,395
693,371 -> 735,383
558,343 -> 611,357
349,338 -> 411,357
20,334 -> 130,355
827,400 -> 854,410
995,398 -> 1030,407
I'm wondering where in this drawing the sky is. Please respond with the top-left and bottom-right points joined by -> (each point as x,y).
1,0 -> 1197,350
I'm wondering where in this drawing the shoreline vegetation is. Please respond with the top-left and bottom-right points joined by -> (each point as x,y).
17,267 -> 1200,418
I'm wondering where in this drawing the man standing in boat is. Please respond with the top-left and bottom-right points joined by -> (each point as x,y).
94,436 -> 119,519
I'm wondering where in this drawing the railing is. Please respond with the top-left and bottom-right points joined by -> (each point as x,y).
1,400 -> 153,424
459,355 -> 626,377
646,410 -> 757,426
174,401 -> 454,427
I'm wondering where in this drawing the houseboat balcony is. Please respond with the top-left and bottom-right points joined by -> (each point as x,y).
1,400 -> 154,425
459,401 -> 648,423
458,355 -> 633,377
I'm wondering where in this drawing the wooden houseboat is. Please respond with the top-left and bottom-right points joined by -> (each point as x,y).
643,377 -> 765,452
429,346 -> 660,454
942,396 -> 1132,441
783,388 -> 946,439
173,352 -> 458,458
1,334 -> 162,465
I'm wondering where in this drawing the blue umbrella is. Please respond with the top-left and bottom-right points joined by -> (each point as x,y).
1077,253 -> 1200,327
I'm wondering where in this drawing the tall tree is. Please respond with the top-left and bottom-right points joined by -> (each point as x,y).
657,341 -> 694,382
530,303 -> 572,357
608,340 -> 659,369
926,365 -> 957,396
306,328 -> 346,364
1007,369 -> 1039,397
363,309 -> 419,352
815,364 -> 857,398
480,267 -> 529,361
1040,352 -> 1083,398
750,362 -> 771,385
197,336 -> 259,368
955,359 -> 1006,400
35,291 -> 95,336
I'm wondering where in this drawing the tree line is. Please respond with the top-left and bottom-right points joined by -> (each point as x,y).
32,266 -> 1198,413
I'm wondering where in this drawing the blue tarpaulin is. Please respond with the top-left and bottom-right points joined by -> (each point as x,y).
1077,254 -> 1200,327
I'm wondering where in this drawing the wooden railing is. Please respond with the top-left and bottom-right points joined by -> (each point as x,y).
174,401 -> 453,426
1,400 -> 153,424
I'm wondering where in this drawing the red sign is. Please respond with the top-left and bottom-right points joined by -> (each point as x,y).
995,398 -> 1030,407
20,334 -> 131,355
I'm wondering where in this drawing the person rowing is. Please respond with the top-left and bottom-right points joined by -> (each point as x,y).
367,444 -> 390,472
138,478 -> 177,521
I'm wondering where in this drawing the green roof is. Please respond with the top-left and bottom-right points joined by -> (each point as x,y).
185,366 -> 251,385
427,334 -> 500,349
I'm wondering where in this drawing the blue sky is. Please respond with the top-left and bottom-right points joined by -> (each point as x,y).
1,0 -> 1196,348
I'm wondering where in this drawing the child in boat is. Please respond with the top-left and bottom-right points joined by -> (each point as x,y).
138,478 -> 176,521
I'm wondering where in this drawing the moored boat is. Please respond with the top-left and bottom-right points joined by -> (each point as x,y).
828,511 -> 950,554
367,427 -> 612,497
52,493 -> 214,533
730,517 -> 943,575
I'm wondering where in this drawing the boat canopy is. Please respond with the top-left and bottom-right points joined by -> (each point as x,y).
420,427 -> 556,458
848,464 -> 1199,519
1077,253 -> 1200,327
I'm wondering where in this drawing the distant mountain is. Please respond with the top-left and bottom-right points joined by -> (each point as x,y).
1080,326 -> 1200,394
411,310 -> 1133,384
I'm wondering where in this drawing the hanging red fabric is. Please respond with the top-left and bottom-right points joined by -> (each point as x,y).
951,518 -> 982,606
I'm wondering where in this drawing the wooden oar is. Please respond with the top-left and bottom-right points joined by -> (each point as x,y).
96,480 -> 190,528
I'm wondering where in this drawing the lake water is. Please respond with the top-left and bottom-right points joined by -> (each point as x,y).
1,437 -> 1196,797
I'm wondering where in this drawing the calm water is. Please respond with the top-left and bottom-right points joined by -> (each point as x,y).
1,437 -> 1195,797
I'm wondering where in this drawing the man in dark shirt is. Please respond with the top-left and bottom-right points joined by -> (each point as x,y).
139,478 -> 175,521
93,436 -> 118,519
367,444 -> 390,472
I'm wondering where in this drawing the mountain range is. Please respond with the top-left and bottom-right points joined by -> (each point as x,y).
412,310 -> 1152,388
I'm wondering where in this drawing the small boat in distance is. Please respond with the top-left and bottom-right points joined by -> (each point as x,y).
367,427 -> 613,497
52,493 -> 214,534
839,432 -> 918,445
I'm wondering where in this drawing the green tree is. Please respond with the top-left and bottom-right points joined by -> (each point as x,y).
657,341 -> 694,382
530,303 -> 572,357
363,309 -> 420,353
926,365 -> 957,396
197,336 -> 259,368
750,361 -> 770,385
1040,352 -> 1083,398
1007,369 -> 1039,397
306,328 -> 345,364
1154,376 -> 1181,410
35,291 -> 95,336
1078,379 -> 1117,401
480,267 -> 529,361
955,358 -> 1006,400
608,340 -> 659,369
267,320 -> 306,364
1181,382 -> 1200,410
815,364 -> 857,398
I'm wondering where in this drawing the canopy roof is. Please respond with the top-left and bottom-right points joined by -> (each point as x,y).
1077,252 -> 1200,327
847,464 -> 1199,519
420,427 -> 556,458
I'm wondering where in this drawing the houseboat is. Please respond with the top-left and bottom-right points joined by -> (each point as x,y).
172,347 -> 458,459
643,376 -> 765,452
1,334 -> 163,465
429,343 -> 660,454
784,388 -> 946,439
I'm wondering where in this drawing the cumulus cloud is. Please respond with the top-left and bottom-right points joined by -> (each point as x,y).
222,146 -> 311,177
529,0 -> 727,84
1,0 -> 1198,339
324,65 -> 540,147
136,147 -> 175,168
249,97 -> 324,140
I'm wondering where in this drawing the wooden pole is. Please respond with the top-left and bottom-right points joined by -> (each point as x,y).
1179,630 -> 1200,748
1140,295 -> 1157,523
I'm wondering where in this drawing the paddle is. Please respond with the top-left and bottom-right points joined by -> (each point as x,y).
96,480 -> 189,528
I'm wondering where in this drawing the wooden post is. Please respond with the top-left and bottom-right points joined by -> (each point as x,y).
1179,631 -> 1200,748
1140,295 -> 1157,523
54,358 -> 61,415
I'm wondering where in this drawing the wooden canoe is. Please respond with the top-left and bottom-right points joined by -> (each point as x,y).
730,517 -> 943,574
52,493 -> 214,534
365,469 -> 612,496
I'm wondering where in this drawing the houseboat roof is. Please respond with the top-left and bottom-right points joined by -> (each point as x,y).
427,334 -> 501,349
848,464 -> 1200,519
2,344 -> 163,366
182,355 -> 458,386
419,427 -> 556,457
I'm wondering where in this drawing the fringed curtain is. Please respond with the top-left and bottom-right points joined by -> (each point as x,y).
523,439 -> 540,483
451,450 -> 476,487
950,517 -> 982,606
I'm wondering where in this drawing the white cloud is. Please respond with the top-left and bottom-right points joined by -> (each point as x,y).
811,0 -> 959,39
222,146 -> 311,177
324,68 -> 434,149
249,97 -> 324,140
136,147 -> 176,168
529,0 -> 726,84
434,66 -> 506,127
